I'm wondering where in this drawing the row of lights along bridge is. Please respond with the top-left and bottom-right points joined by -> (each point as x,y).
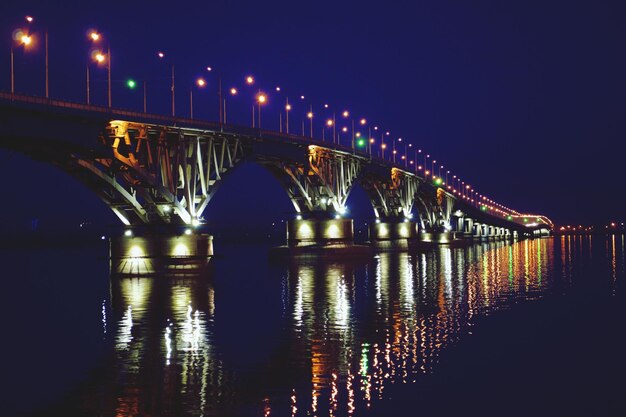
8,15 -> 519,219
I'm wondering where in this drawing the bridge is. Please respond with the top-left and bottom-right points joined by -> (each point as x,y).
0,92 -> 552,259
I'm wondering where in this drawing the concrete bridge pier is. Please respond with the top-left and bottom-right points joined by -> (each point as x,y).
286,217 -> 354,247
270,217 -> 373,258
110,231 -> 213,276
369,219 -> 418,250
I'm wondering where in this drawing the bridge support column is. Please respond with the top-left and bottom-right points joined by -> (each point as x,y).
369,220 -> 417,250
110,232 -> 213,276
419,231 -> 456,244
287,218 -> 354,247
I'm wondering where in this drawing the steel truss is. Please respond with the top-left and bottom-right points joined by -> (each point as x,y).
95,120 -> 243,225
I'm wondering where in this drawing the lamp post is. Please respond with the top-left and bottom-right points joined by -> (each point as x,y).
307,106 -> 313,138
224,87 -> 237,124
190,77 -> 206,119
285,99 -> 291,134
257,92 -> 267,128
245,75 -> 255,126
11,30 -> 34,94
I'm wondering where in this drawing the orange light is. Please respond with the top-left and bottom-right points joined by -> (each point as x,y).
90,32 -> 100,42
95,52 -> 105,63
257,93 -> 267,104
230,87 -> 238,95
307,112 -> 313,118
285,104 -> 291,111
246,76 -> 254,84
196,78 -> 206,87
326,119 -> 333,126
360,118 -> 366,125
20,34 -> 32,46
342,110 -> 349,117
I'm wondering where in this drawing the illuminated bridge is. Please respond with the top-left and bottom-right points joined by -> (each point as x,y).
0,93 -> 552,256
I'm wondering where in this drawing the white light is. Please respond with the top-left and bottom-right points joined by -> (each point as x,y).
101,235 -> 106,240
338,207 -> 347,215
335,214 -> 341,219
191,218 -> 200,227
184,228 -> 192,235
163,205 -> 171,212
375,219 -> 381,224
296,214 -> 303,220
129,245 -> 143,258
124,230 -> 133,237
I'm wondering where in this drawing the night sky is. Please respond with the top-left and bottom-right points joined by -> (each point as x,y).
0,0 -> 624,235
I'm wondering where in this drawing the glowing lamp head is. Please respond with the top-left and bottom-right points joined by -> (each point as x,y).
381,144 -> 387,149
95,52 -> 105,63
324,103 -> 329,108
126,79 -> 136,89
369,138 -> 375,143
246,75 -> 254,84
206,66 -> 212,72
342,110 -> 349,117
20,34 -> 32,46
357,138 -> 366,147
90,32 -> 100,42
157,51 -> 164,58
300,95 -> 305,100
355,132 -> 361,137
257,93 -> 267,104
196,78 -> 206,87
307,112 -> 313,118
360,118 -> 366,125
275,86 -> 280,91
342,127 -> 348,133
326,119 -> 333,126
285,104 -> 292,111
26,16 -> 34,23
230,87 -> 238,95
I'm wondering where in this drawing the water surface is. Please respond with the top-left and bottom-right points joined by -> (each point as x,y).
2,235 -> 625,416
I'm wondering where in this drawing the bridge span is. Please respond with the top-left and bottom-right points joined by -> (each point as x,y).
0,93 -> 552,258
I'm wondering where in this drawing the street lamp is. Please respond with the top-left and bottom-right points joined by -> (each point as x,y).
285,100 -> 291,134
23,16 -> 49,98
10,29 -> 33,94
256,92 -> 267,128
223,87 -> 237,123
307,107 -> 313,138
157,52 -> 175,116
190,77 -> 206,119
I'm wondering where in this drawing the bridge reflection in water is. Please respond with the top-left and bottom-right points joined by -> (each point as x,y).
69,239 -> 555,416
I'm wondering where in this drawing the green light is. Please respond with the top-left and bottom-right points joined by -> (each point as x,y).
357,138 -> 366,147
481,205 -> 487,211
434,177 -> 443,185
126,79 -> 136,89
507,215 -> 512,220
523,218 -> 528,223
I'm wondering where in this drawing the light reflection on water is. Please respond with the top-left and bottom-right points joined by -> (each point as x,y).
44,237 -> 625,416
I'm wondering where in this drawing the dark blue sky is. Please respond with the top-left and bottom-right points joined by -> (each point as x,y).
0,0 -> 624,233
